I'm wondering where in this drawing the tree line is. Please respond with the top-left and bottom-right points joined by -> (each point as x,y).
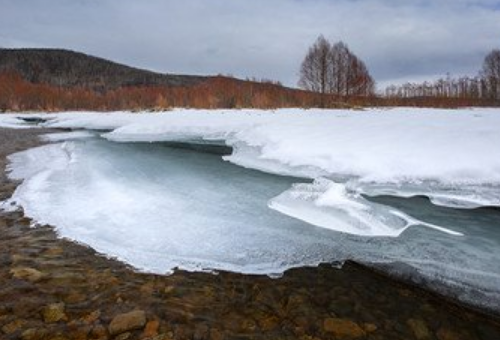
298,36 -> 500,106
1,42 -> 500,111
384,49 -> 500,104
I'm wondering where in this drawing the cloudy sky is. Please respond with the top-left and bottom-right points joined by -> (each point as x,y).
1,0 -> 500,89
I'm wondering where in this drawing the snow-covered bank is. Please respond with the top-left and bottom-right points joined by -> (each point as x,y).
2,108 -> 500,209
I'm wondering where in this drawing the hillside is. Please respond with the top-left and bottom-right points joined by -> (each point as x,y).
1,48 -> 350,111
0,48 -> 208,91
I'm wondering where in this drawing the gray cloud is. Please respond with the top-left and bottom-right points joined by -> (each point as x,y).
1,0 -> 500,89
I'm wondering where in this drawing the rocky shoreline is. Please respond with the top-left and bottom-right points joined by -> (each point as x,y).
1,128 -> 500,340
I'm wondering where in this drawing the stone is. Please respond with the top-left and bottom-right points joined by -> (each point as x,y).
209,329 -> 224,340
21,328 -> 42,340
163,286 -> 175,295
42,303 -> 67,323
259,316 -> 280,331
437,328 -> 463,340
108,310 -> 146,335
10,267 -> 46,282
90,324 -> 108,338
143,320 -> 160,338
407,318 -> 431,340
194,323 -> 210,340
2,319 -> 27,334
323,318 -> 366,338
363,323 -> 378,333
64,291 -> 87,304
81,310 -> 101,324
144,334 -> 174,340
43,247 -> 64,256
67,325 -> 91,340
47,336 -> 69,340
115,332 -> 131,340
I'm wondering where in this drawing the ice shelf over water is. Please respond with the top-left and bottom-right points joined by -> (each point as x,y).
0,108 -> 500,310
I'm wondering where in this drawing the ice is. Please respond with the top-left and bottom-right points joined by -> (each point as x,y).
269,178 -> 462,237
28,108 -> 500,208
0,115 -> 42,129
41,130 -> 96,142
5,138 -> 342,274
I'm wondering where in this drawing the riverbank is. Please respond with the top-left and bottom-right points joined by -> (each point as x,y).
1,127 -> 499,340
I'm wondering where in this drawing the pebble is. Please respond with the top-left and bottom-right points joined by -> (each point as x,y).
2,319 -> 26,334
407,318 -> 431,340
108,310 -> 146,335
10,267 -> 46,282
42,303 -> 67,323
323,318 -> 366,338
143,320 -> 160,338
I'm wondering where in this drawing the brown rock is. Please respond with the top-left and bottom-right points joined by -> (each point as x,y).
259,316 -> 280,331
42,303 -> 67,323
209,329 -> 224,340
407,318 -> 431,340
21,328 -> 43,340
194,323 -> 210,340
46,336 -> 68,340
90,324 -> 108,338
2,319 -> 27,334
115,332 -> 131,340
163,286 -> 175,295
108,310 -> 146,335
81,310 -> 101,324
143,320 -> 160,338
10,267 -> 46,282
363,323 -> 378,333
323,318 -> 366,338
67,325 -> 91,340
144,334 -> 174,340
437,328 -> 463,340
65,291 -> 87,304
43,247 -> 64,256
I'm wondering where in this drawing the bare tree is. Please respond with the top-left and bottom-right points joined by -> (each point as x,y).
298,37 -> 375,99
482,49 -> 500,101
298,35 -> 331,95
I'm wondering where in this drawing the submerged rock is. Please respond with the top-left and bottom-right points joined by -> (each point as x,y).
108,310 -> 146,335
407,318 -> 431,340
323,318 -> 366,338
143,320 -> 160,338
10,267 -> 46,282
2,319 -> 27,334
42,303 -> 67,323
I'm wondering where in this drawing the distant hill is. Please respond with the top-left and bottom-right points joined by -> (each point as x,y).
0,48 -> 209,91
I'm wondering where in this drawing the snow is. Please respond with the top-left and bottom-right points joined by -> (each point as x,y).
3,108 -> 498,209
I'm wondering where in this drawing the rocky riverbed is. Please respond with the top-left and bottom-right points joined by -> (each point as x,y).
1,128 -> 500,340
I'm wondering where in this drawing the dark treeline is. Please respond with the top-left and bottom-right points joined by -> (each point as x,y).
382,49 -> 500,106
0,48 -> 207,90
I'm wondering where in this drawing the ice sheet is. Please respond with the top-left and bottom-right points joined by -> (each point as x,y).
41,130 -> 96,142
27,108 -> 499,208
3,136 -> 500,312
268,178 -> 462,237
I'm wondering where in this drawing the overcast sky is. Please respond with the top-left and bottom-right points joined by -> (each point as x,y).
1,0 -> 500,89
